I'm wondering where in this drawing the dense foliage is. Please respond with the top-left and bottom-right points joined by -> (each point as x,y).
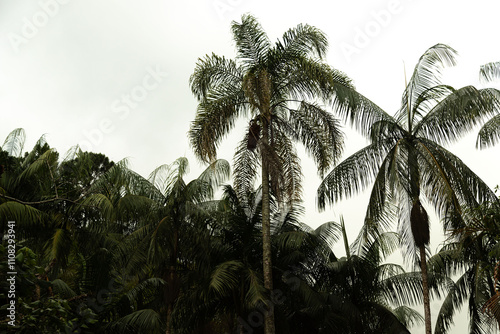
0,130 -> 425,333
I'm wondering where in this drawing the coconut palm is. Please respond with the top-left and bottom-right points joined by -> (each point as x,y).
317,44 -> 500,334
188,14 -> 363,333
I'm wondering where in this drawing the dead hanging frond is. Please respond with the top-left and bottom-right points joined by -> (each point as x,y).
410,199 -> 430,247
247,120 -> 261,151
242,69 -> 272,115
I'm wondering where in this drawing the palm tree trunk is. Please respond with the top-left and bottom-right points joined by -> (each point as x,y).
261,121 -> 276,334
419,245 -> 432,334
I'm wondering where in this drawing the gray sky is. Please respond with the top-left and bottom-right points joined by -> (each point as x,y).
1,1 -> 500,331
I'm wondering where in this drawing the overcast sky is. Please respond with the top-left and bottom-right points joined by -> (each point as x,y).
1,1 -> 500,331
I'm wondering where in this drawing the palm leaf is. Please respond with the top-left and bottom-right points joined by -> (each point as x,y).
209,260 -> 245,298
189,90 -> 248,163
46,227 -> 73,267
286,101 -> 343,177
0,201 -> 43,232
398,44 -> 458,124
477,114 -> 500,148
392,305 -> 424,329
51,278 -> 77,299
233,129 -> 260,198
110,309 -> 164,334
415,86 -> 498,145
190,54 -> 243,100
278,23 -> 328,60
317,143 -> 387,210
231,14 -> 270,68
480,61 -> 500,83
1,128 -> 26,158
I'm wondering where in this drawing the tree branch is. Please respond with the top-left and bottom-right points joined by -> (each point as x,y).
0,193 -> 96,209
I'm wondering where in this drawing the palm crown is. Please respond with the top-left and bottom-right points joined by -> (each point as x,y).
189,14 -> 354,203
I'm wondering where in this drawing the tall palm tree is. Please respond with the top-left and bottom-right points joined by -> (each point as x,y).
189,14 -> 358,333
317,44 -> 500,334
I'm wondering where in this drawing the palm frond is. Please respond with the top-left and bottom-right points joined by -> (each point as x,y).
80,194 -> 115,220
46,227 -> 73,267
20,134 -> 49,168
477,114 -> 500,149
381,271 -> 424,307
331,81 -> 392,138
189,90 -> 248,163
116,195 -> 157,221
317,143 -> 387,210
233,128 -> 260,199
0,201 -> 43,232
353,153 -> 399,255
197,159 -> 231,194
313,221 -> 342,251
273,229 -> 311,253
417,139 -> 497,220
267,129 -> 302,204
190,54 -> 243,100
231,14 -> 270,68
410,84 -> 456,124
286,101 -> 343,177
51,278 -> 77,299
1,128 -> 26,157
480,61 -> 500,83
415,86 -> 499,145
126,277 -> 166,305
360,231 -> 400,264
245,267 -> 267,308
276,57 -> 342,101
110,309 -> 164,334
392,305 -> 424,329
209,260 -> 245,298
398,44 -> 458,123
19,148 -> 58,180
278,23 -> 328,60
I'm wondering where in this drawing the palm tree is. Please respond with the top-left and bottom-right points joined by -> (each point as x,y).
112,157 -> 230,334
317,44 -> 500,334
188,14 -> 361,333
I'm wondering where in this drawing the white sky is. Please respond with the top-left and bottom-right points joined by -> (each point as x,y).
1,1 -> 500,332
